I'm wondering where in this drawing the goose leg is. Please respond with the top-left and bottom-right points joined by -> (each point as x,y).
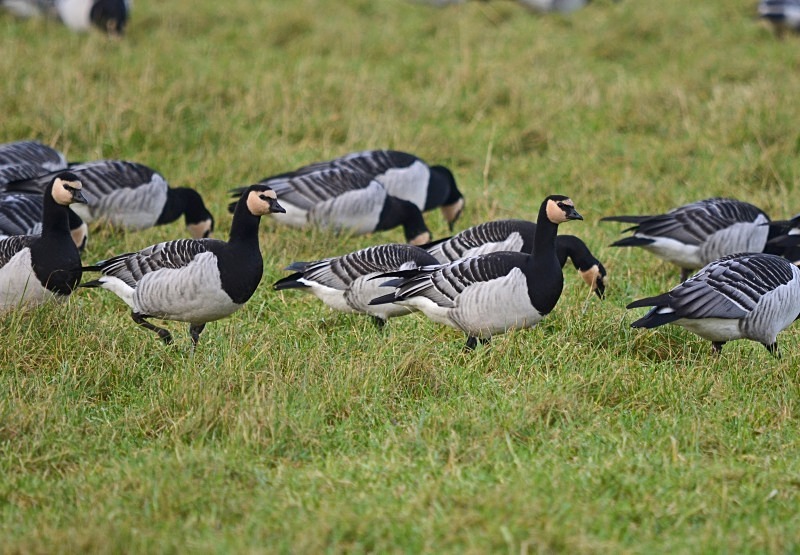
464,336 -> 491,351
711,341 -> 725,354
764,342 -> 780,359
132,312 -> 173,345
680,268 -> 691,282
371,316 -> 386,330
189,323 -> 206,348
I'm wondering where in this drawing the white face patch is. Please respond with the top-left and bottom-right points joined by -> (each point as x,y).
579,265 -> 601,289
246,190 -> 278,216
441,197 -> 465,224
545,198 -> 575,224
52,178 -> 82,206
187,219 -> 213,239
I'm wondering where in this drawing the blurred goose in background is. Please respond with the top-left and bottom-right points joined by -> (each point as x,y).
0,172 -> 87,312
411,0 -> 591,13
0,0 -> 130,35
370,195 -> 583,350
230,166 -> 431,245
627,253 -> 800,357
5,160 -> 215,239
278,150 -> 465,231
274,243 -> 440,327
0,191 -> 88,249
81,185 -> 285,347
602,198 -> 771,281
423,218 -> 607,298
0,140 -> 67,173
759,0 -> 800,36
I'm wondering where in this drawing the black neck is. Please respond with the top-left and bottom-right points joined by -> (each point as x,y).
156,188 -> 209,226
425,165 -> 461,210
378,197 -> 429,241
41,194 -> 72,236
228,196 -> 262,245
532,203 -> 559,262
555,235 -> 592,270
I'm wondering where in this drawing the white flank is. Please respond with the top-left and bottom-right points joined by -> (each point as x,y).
638,235 -> 703,269
0,249 -> 54,311
55,0 -> 93,30
300,278 -> 355,313
133,252 -> 241,323
699,219 -> 769,265
269,201 -> 309,228
378,161 -> 429,211
308,182 -> 383,234
449,267 -> 541,338
79,176 -> 168,229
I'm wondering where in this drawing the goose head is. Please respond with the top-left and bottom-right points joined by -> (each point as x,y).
578,262 -> 608,299
51,173 -> 89,206
90,0 -> 129,36
246,186 -> 286,216
544,196 -> 582,224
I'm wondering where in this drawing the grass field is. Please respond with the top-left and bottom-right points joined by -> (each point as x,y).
3,0 -> 800,552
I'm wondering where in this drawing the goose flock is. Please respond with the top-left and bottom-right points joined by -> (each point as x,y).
4,136 -> 800,357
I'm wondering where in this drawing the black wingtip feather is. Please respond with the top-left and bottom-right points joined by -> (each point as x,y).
600,215 -> 652,224
609,237 -> 655,248
369,292 -> 397,306
273,273 -> 309,290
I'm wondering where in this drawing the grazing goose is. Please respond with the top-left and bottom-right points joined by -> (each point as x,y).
273,243 -> 440,327
0,172 -> 87,312
0,0 -> 130,35
0,140 -> 67,173
423,219 -> 607,298
759,0 -> 800,36
0,191 -> 88,249
273,150 -> 465,230
6,160 -> 215,239
602,198 -> 771,281
370,195 -> 583,349
81,185 -> 285,347
230,166 -> 431,245
627,253 -> 800,357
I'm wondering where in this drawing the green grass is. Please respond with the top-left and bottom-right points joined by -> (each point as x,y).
3,0 -> 800,552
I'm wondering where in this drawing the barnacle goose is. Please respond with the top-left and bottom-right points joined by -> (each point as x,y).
370,195 -> 583,349
627,253 -> 800,357
759,0 -> 800,36
273,150 -> 465,231
81,185 -> 285,347
0,140 -> 67,173
273,243 -> 440,327
6,160 -> 215,239
602,198 -> 771,281
0,172 -> 87,312
423,219 -> 607,298
229,166 -> 431,245
0,0 -> 130,35
0,191 -> 88,249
